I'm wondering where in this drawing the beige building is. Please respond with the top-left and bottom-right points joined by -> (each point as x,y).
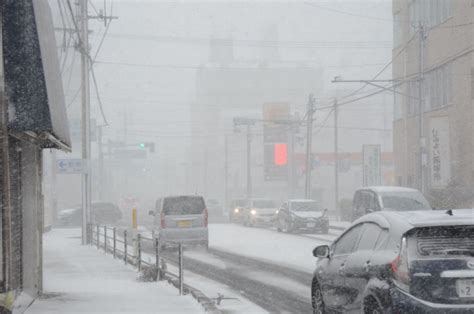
392,0 -> 474,206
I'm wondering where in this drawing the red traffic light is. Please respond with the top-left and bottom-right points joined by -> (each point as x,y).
274,143 -> 287,166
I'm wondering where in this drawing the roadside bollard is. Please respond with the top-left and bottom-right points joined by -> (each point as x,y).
104,226 -> 107,253
96,225 -> 100,249
155,238 -> 161,281
113,228 -> 116,258
179,243 -> 184,295
137,234 -> 142,272
124,230 -> 128,265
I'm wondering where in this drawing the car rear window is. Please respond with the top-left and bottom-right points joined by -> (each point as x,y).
163,196 -> 205,215
380,192 -> 431,211
412,226 -> 474,257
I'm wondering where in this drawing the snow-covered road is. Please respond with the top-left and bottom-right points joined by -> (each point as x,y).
208,223 -> 339,273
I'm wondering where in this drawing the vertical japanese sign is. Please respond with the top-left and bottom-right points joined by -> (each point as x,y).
429,117 -> 450,188
362,144 -> 381,186
263,103 -> 289,181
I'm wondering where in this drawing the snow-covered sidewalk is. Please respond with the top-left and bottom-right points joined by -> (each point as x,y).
25,228 -> 203,314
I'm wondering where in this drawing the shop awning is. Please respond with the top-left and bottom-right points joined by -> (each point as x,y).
3,0 -> 71,151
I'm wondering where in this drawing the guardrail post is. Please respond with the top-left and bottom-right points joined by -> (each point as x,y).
179,243 -> 184,295
104,226 -> 107,253
113,227 -> 116,259
96,224 -> 100,249
124,230 -> 128,265
137,234 -> 142,272
155,238 -> 161,281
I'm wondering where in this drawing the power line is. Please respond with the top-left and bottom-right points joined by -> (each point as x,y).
304,1 -> 394,23
101,32 -> 391,49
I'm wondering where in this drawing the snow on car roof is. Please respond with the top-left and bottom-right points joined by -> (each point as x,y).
288,199 -> 317,203
357,209 -> 474,231
364,186 -> 421,193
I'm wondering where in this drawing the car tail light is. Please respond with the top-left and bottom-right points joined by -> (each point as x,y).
160,211 -> 166,228
391,236 -> 410,288
204,208 -> 208,227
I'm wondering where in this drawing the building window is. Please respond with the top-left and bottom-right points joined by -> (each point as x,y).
409,0 -> 451,31
424,62 -> 452,111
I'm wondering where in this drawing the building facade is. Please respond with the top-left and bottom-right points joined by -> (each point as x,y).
392,0 -> 474,206
0,0 -> 71,311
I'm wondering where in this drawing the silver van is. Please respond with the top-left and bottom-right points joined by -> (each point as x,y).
150,195 -> 209,249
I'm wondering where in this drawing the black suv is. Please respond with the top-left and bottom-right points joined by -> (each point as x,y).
311,209 -> 474,313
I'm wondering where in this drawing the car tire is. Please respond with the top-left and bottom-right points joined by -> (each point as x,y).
312,281 -> 325,314
277,225 -> 282,232
286,222 -> 293,233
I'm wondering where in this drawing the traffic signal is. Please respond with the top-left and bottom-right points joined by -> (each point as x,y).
274,143 -> 287,166
138,142 -> 155,153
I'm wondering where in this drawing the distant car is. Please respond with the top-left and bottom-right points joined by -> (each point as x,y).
311,209 -> 474,313
57,207 -> 82,226
276,199 -> 329,234
351,186 -> 431,221
90,202 -> 122,224
242,199 -> 278,227
57,202 -> 122,226
229,198 -> 249,223
150,195 -> 208,249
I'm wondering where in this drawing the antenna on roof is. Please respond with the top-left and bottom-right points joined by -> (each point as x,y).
446,209 -> 453,216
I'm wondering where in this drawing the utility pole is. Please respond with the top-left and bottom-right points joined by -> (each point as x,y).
51,151 -> 58,223
98,126 -> 104,200
287,116 -> 298,198
333,99 -> 340,220
80,0 -> 92,245
233,117 -> 256,200
224,135 -> 229,210
246,125 -> 252,200
418,23 -> 426,194
0,3 -> 13,291
305,94 -> 316,199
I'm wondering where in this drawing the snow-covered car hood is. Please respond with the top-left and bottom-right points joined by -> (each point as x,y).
291,211 -> 326,219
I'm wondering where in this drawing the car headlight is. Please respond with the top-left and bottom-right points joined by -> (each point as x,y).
251,209 -> 257,215
234,208 -> 240,213
275,209 -> 279,214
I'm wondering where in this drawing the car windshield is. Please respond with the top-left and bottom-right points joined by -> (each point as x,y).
381,192 -> 431,211
233,200 -> 249,207
253,200 -> 275,208
163,196 -> 205,215
290,201 -> 319,212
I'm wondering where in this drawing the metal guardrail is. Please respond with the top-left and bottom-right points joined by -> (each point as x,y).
90,224 -> 185,295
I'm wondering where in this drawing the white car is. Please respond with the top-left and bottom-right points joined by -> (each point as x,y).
351,186 -> 432,221
150,195 -> 209,249
242,199 -> 278,227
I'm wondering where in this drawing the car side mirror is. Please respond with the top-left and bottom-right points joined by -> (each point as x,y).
313,245 -> 330,258
148,210 -> 155,216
